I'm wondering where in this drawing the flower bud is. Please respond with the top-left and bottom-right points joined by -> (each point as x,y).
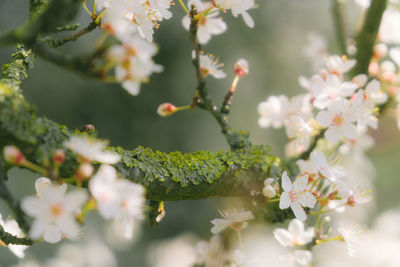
263,185 -> 276,199
76,163 -> 94,180
157,103 -> 177,117
52,149 -> 66,164
373,43 -> 388,59
234,59 -> 249,77
3,145 -> 25,165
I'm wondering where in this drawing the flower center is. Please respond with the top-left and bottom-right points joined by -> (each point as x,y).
50,204 -> 64,217
332,114 -> 344,126
229,221 -> 244,231
289,190 -> 299,202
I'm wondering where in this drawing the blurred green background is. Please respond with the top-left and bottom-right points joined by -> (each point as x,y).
1,0 -> 400,266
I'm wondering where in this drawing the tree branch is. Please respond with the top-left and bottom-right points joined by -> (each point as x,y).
0,225 -> 33,246
352,0 -> 388,76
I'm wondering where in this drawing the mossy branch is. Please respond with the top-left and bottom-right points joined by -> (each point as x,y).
0,224 -> 33,246
331,0 -> 348,55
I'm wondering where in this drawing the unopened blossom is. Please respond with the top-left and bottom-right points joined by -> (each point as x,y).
182,0 -> 227,44
279,250 -> 312,267
64,136 -> 120,164
296,150 -> 346,185
3,145 -> 25,165
374,43 -> 388,59
263,178 -> 277,198
214,0 -> 256,28
273,219 -> 314,247
157,103 -> 177,116
234,58 -> 249,77
312,74 -> 358,109
324,55 -> 356,75
279,171 -> 316,221
21,177 -> 88,243
197,53 -> 226,79
0,214 -> 28,258
52,149 -> 66,164
210,208 -> 254,234
338,221 -> 362,256
316,98 -> 358,143
89,165 -> 146,239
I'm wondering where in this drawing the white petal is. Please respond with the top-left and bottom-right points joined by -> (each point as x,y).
64,190 -> 88,212
44,225 -> 62,243
29,218 -> 49,240
35,177 -> 52,199
288,219 -> 305,236
21,197 -> 46,217
241,11 -> 254,28
294,250 -> 312,265
293,175 -> 309,191
316,111 -> 332,127
273,229 -> 293,247
279,192 -> 291,210
299,192 -> 317,208
56,216 -> 80,240
281,171 -> 293,191
210,219 -> 229,234
291,203 -> 307,221
325,127 -> 342,143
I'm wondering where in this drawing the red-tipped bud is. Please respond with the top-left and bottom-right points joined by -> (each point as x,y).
76,163 -> 94,180
373,43 -> 388,59
3,145 -> 25,165
52,149 -> 66,164
234,59 -> 249,77
157,103 -> 177,117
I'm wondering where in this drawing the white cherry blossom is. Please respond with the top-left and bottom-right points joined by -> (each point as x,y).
21,178 -> 88,243
197,53 -> 226,79
279,171 -> 316,221
338,221 -> 362,256
214,0 -> 256,28
324,55 -> 356,75
210,208 -> 254,234
273,219 -> 314,247
316,98 -> 358,143
182,0 -> 227,44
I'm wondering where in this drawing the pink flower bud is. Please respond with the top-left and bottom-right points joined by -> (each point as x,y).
52,149 -> 66,164
3,145 -> 25,165
157,103 -> 177,117
234,59 -> 249,77
76,163 -> 94,180
373,43 -> 387,59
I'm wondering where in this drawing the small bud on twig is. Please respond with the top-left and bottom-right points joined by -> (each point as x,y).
52,149 -> 66,164
157,103 -> 177,117
234,59 -> 249,77
3,145 -> 26,165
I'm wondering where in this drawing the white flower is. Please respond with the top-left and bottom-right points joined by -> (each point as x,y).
234,58 -> 249,77
89,165 -> 146,239
64,136 -> 120,164
338,221 -> 362,256
279,171 -> 316,221
273,219 -> 314,247
390,46 -> 400,67
312,74 -> 357,110
214,0 -> 256,28
196,235 -> 226,267
316,98 -> 358,143
258,95 -> 311,129
324,55 -> 356,75
210,208 -> 254,234
279,250 -> 312,267
364,79 -> 388,105
0,214 -> 28,258
197,53 -> 226,79
296,150 -> 346,185
182,0 -> 227,44
21,178 -> 88,243
352,90 -> 379,133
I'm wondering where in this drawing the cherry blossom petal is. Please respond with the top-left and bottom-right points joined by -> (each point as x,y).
293,175 -> 309,191
281,171 -> 293,191
279,192 -> 291,209
291,202 -> 307,221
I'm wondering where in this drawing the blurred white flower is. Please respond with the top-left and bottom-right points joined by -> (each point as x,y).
214,0 -> 256,28
211,208 -> 254,234
273,219 -> 314,247
338,221 -> 362,256
64,136 -> 120,164
21,178 -> 88,243
279,171 -> 316,221
380,7 -> 400,44
197,53 -> 226,79
196,235 -> 227,267
324,55 -> 356,75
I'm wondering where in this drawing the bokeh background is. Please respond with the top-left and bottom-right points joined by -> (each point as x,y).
1,0 -> 400,266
